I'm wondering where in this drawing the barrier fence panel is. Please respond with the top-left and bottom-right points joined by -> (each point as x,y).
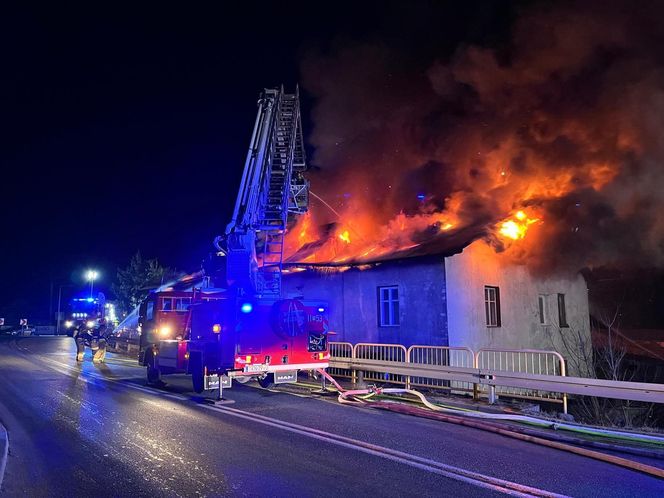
328,342 -> 354,381
407,346 -> 475,393
354,343 -> 408,385
475,349 -> 567,409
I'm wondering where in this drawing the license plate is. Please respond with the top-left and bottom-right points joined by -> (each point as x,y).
245,363 -> 266,373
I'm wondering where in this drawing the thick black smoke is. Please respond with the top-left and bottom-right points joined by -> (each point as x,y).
300,1 -> 664,273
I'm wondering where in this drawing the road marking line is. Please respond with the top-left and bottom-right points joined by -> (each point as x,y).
36,355 -> 565,497
0,422 -> 8,492
202,404 -> 568,498
38,356 -> 188,401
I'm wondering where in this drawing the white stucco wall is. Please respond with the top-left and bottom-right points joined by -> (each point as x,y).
444,241 -> 591,369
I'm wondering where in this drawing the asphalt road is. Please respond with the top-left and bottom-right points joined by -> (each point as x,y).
0,336 -> 662,497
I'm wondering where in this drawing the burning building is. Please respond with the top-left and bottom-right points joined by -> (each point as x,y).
276,0 -> 664,360
282,234 -> 590,356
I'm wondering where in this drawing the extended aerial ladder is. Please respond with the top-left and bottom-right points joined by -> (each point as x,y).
139,86 -> 329,392
221,86 -> 309,299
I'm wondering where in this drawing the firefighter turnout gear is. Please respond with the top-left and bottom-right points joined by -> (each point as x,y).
73,319 -> 108,362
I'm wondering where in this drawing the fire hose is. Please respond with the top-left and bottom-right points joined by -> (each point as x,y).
315,369 -> 664,480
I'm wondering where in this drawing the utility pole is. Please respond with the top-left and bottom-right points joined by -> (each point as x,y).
49,279 -> 54,325
56,284 -> 72,335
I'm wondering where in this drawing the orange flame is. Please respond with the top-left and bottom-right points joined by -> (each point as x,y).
338,230 -> 351,244
498,210 -> 540,241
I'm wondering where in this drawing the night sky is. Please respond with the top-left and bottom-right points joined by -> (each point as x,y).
0,1 -> 515,322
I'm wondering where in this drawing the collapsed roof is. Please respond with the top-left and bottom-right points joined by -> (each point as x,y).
284,224 -> 487,268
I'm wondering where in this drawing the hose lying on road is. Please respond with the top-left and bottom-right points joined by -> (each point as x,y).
315,369 -> 664,480
315,369 -> 664,446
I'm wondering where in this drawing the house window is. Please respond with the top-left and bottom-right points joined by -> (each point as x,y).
484,286 -> 501,327
378,286 -> 400,326
557,293 -> 569,328
161,298 -> 173,312
538,295 -> 548,325
146,301 -> 154,320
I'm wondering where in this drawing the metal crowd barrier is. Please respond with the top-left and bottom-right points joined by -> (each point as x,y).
354,343 -> 408,385
408,346 -> 475,393
327,342 -> 354,382
328,342 -> 616,414
474,349 -> 568,412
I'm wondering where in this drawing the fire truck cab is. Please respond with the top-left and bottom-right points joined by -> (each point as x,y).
138,289 -> 330,392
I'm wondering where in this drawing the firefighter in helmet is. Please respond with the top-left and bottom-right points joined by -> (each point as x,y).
74,321 -> 90,361
74,317 -> 108,362
91,317 -> 108,363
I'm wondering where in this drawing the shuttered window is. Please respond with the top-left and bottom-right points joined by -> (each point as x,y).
538,295 -> 548,325
557,293 -> 569,328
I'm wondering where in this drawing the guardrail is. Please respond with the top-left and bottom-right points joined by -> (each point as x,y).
328,342 -> 664,413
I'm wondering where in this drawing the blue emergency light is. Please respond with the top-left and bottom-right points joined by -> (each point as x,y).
240,302 -> 253,314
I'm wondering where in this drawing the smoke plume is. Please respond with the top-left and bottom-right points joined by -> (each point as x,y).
295,1 -> 664,273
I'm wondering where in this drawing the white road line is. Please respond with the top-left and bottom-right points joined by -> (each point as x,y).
0,422 -> 8,492
202,404 -> 568,498
38,356 -> 188,401
34,355 -> 567,497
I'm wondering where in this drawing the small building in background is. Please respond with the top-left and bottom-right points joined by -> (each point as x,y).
282,239 -> 591,361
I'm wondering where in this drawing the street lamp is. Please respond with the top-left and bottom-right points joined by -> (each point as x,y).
86,270 -> 99,298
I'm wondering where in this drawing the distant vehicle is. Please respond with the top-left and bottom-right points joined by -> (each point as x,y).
1,326 -> 35,336
63,293 -> 118,336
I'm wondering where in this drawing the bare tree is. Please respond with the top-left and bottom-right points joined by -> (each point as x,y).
549,303 -> 656,427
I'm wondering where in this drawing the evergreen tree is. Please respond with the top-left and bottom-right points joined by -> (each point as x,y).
112,252 -> 176,314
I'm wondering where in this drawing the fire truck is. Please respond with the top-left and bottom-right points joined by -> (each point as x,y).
138,87 -> 330,392
64,293 -> 106,336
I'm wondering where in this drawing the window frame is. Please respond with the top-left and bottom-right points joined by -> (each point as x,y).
538,294 -> 548,325
377,285 -> 400,327
557,293 -> 569,328
174,297 -> 191,311
160,296 -> 192,312
484,285 -> 501,327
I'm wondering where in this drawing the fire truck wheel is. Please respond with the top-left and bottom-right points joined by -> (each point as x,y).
189,352 -> 204,393
258,373 -> 275,389
146,354 -> 161,385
